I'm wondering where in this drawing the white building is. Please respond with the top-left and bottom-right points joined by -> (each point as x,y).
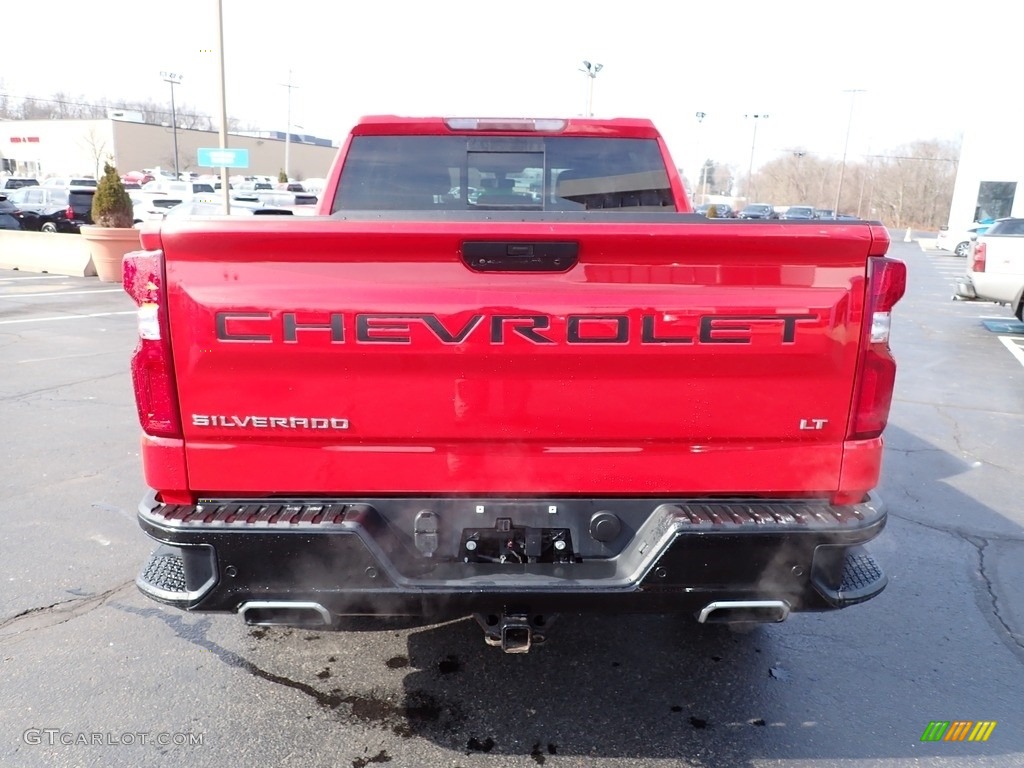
0,118 -> 338,182
947,109 -> 1024,228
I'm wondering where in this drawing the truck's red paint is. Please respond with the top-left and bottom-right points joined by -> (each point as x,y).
137,218 -> 887,503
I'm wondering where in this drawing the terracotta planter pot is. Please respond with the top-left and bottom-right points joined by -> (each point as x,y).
79,226 -> 141,283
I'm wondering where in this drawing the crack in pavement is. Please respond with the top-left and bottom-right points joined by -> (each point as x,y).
1,371 -> 127,404
894,395 -> 1024,419
970,538 -> 1024,654
933,405 -> 972,461
889,510 -> 1024,544
889,512 -> 1024,656
0,581 -> 134,640
115,606 -> 347,710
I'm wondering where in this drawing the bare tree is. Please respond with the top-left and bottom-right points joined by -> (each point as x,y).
869,139 -> 959,227
81,127 -> 110,177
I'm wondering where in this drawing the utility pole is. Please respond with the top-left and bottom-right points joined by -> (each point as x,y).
579,61 -> 603,117
834,89 -> 865,216
280,70 -> 299,180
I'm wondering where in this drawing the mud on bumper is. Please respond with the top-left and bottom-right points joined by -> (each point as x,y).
136,492 -> 888,625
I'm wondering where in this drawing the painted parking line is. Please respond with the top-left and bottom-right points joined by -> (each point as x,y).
0,289 -> 125,299
0,273 -> 69,280
17,351 -> 113,365
0,311 -> 135,325
999,336 -> 1024,368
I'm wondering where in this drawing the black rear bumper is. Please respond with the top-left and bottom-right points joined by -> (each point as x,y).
136,491 -> 888,623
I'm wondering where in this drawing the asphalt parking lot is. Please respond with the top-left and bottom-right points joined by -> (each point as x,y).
1,237 -> 1023,767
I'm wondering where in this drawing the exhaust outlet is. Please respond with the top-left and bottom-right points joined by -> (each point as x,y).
697,600 -> 790,625
239,601 -> 332,628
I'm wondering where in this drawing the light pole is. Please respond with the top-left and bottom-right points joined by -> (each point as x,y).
792,150 -> 806,202
159,71 -> 183,180
745,113 -> 768,201
833,89 -> 865,216
215,0 -> 230,214
695,111 -> 707,204
280,70 -> 299,181
579,61 -> 603,117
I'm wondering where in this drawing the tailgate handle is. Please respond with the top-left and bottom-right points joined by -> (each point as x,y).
462,241 -> 578,272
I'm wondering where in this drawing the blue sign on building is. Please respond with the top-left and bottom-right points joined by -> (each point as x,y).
197,147 -> 250,169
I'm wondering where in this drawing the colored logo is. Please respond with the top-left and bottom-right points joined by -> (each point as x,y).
921,721 -> 996,742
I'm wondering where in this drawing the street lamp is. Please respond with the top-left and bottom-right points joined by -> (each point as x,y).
833,89 -> 865,216
159,71 -> 183,180
280,70 -> 299,181
695,111 -> 708,204
215,0 -> 230,213
745,113 -> 769,201
579,61 -> 603,117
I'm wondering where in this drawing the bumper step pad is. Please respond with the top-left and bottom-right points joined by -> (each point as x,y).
140,549 -> 187,595
810,545 -> 887,608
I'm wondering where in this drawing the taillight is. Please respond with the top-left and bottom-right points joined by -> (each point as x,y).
848,256 -> 907,441
971,241 -> 986,273
123,247 -> 182,439
65,205 -> 75,220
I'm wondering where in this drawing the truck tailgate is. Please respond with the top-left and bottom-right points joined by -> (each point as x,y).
157,217 -> 877,496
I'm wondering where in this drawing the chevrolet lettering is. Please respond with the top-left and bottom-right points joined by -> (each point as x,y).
215,311 -> 820,346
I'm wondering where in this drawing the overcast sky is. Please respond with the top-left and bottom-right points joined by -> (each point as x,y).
2,0 -> 1006,177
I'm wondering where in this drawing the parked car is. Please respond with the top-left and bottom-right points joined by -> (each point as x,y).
122,171 -> 156,186
1,177 -> 40,191
233,180 -> 275,194
781,205 -> 816,220
162,200 -> 301,218
5,186 -> 94,233
954,218 -> 1024,320
302,177 -> 327,195
815,208 -> 836,219
0,195 -> 24,230
242,190 -> 318,208
737,203 -> 776,219
42,177 -> 98,189
132,194 -> 185,224
937,221 -> 992,257
139,180 -> 215,197
133,181 -> 217,223
695,203 -> 736,218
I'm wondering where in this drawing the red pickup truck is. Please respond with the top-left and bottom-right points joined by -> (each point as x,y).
125,116 -> 905,652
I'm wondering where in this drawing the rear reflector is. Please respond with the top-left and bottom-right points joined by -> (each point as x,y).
848,256 -> 907,441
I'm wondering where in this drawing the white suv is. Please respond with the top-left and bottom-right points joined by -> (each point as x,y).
133,181 -> 217,223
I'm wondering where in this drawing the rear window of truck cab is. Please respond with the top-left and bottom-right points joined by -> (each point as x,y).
331,136 -> 675,213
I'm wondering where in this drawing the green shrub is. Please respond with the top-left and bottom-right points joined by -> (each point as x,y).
91,162 -> 134,228
278,169 -> 288,183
